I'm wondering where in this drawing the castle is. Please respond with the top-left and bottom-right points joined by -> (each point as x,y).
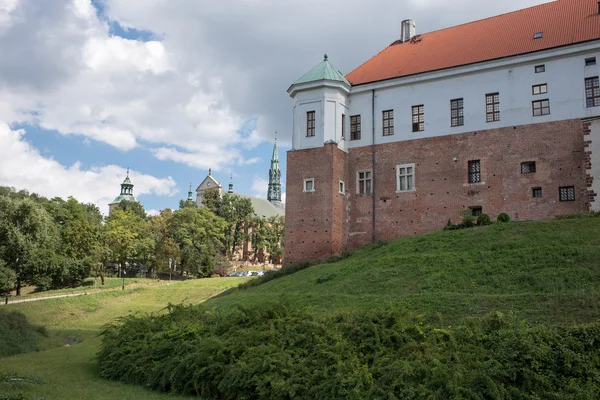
284,0 -> 600,264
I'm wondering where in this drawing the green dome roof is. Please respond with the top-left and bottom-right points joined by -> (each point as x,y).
109,194 -> 136,205
293,55 -> 350,86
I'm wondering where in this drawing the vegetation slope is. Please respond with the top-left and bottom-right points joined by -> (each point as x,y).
98,218 -> 600,399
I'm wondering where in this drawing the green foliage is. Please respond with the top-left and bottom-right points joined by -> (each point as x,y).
116,200 -> 147,220
99,304 -> 600,399
0,309 -> 48,357
497,212 -> 511,223
477,213 -> 491,225
555,210 -> 600,219
0,260 -> 16,296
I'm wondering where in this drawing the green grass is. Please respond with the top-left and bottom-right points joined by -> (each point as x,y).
0,277 -> 248,400
208,219 -> 600,325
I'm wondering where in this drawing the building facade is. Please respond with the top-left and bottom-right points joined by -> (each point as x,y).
285,0 -> 600,264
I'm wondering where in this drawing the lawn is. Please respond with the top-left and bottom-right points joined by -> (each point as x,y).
0,277 -> 248,400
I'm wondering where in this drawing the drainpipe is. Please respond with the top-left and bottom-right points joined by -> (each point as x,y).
371,89 -> 376,243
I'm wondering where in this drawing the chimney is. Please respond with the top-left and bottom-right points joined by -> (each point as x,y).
400,19 -> 416,43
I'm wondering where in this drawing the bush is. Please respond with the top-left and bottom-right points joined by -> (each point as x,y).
477,213 -> 491,226
461,214 -> 475,228
98,305 -> 600,399
497,212 -> 511,223
555,211 -> 600,220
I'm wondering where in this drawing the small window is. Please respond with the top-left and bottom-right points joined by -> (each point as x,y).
585,57 -> 597,66
341,114 -> 345,140
382,110 -> 394,136
303,179 -> 315,192
350,115 -> 361,141
535,65 -> 545,73
559,186 -> 575,202
470,206 -> 483,217
412,105 -> 424,132
485,93 -> 500,122
532,187 -> 542,198
468,160 -> 481,184
532,99 -> 550,116
306,111 -> 315,137
585,77 -> 600,108
532,84 -> 548,95
533,32 -> 543,39
339,181 -> 345,195
396,164 -> 415,192
521,161 -> 536,174
357,170 -> 372,195
450,98 -> 464,127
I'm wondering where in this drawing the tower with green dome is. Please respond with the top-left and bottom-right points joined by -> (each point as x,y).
108,168 -> 137,214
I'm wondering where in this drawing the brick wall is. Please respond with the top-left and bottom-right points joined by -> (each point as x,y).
284,143 -> 347,264
348,119 -> 588,245
285,119 -> 589,264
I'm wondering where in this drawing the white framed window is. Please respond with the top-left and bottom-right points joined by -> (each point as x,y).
396,164 -> 415,192
357,170 -> 372,195
303,179 -> 315,192
339,181 -> 345,195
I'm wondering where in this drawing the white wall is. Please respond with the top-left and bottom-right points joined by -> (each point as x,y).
291,86 -> 349,152
342,42 -> 600,148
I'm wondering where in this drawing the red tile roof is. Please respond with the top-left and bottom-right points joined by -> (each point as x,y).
346,0 -> 600,86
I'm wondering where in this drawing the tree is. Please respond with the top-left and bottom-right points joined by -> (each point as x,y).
0,260 -> 16,299
117,200 -> 147,220
201,188 -> 221,214
219,193 -> 254,258
265,216 -> 285,264
249,216 -> 269,263
169,206 -> 227,277
0,197 -> 59,295
148,209 -> 179,276
105,208 -> 152,274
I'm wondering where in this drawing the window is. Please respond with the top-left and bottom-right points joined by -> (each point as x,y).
468,160 -> 481,184
306,111 -> 315,137
521,161 -> 536,174
303,179 -> 314,192
357,171 -> 372,195
450,98 -> 464,127
532,99 -> 550,116
382,110 -> 394,136
535,65 -> 545,73
559,186 -> 575,202
586,57 -> 597,66
585,77 -> 600,108
412,105 -> 424,132
341,114 -> 345,140
339,181 -> 345,195
396,164 -> 415,192
350,115 -> 361,141
532,84 -> 547,95
533,32 -> 543,39
470,206 -> 483,217
532,187 -> 542,198
485,93 -> 500,122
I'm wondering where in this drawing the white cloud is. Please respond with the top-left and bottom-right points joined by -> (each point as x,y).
146,209 -> 160,217
0,123 -> 177,214
250,176 -> 269,198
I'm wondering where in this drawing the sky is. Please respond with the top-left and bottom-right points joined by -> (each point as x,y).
0,0 -> 552,215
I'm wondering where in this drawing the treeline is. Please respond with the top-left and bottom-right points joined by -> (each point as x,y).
0,186 -> 284,296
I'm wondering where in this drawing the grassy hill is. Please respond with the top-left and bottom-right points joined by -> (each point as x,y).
0,277 -> 248,400
97,218 -> 600,399
209,218 -> 600,325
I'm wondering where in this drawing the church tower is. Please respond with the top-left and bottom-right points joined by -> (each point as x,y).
108,168 -> 137,214
267,134 -> 282,206
284,54 -> 350,264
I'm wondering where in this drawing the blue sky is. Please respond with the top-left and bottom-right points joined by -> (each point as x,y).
0,0 -> 549,215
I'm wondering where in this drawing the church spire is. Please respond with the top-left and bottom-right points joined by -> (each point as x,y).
187,183 -> 193,201
228,175 -> 234,193
267,132 -> 282,205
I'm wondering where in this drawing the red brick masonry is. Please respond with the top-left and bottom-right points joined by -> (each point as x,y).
285,119 -> 589,265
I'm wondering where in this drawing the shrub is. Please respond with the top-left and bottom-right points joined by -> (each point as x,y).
0,310 -> 48,357
497,212 -> 511,223
461,214 -> 475,228
98,305 -> 600,399
477,213 -> 491,226
555,211 -> 600,220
